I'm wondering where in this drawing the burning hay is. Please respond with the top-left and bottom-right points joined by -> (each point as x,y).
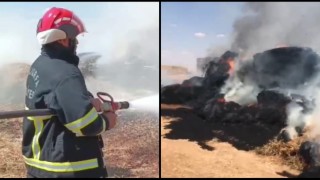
161,47 -> 319,129
161,46 -> 320,177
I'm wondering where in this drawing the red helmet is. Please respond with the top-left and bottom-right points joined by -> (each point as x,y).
36,7 -> 86,45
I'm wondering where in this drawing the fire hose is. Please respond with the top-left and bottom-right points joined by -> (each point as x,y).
0,92 -> 130,119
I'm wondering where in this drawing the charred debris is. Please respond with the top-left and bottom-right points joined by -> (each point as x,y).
161,46 -> 320,173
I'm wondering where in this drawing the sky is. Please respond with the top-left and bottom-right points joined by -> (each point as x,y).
0,2 -> 102,18
0,2 -> 159,65
0,2 -> 245,72
161,2 -> 244,71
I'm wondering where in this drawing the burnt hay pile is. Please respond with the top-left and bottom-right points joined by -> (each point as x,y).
161,47 -> 320,174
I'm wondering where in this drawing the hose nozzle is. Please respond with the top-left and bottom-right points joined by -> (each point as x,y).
102,101 -> 130,112
97,92 -> 130,111
117,101 -> 130,109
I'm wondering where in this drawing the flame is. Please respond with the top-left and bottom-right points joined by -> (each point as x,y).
227,58 -> 235,76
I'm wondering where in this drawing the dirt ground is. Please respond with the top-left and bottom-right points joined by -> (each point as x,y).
161,104 -> 301,178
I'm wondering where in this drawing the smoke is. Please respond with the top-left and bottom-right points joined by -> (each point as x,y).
303,79 -> 320,138
0,12 -> 39,65
221,77 -> 259,105
221,47 -> 320,138
208,2 -> 320,139
219,50 -> 261,105
0,2 -> 159,105
206,44 -> 231,59
208,2 -> 320,59
286,103 -> 307,128
77,2 -> 159,65
231,2 -> 320,55
77,2 -> 159,97
0,63 -> 30,104
79,2 -> 159,97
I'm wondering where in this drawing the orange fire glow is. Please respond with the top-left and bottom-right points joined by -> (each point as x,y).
227,59 -> 235,76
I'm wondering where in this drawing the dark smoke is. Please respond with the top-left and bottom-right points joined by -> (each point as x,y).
241,47 -> 320,89
220,3 -> 320,162
231,2 -> 320,54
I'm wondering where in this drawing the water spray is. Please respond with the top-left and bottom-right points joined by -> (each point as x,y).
128,94 -> 159,113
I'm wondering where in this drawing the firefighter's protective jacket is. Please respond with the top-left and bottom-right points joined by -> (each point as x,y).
22,44 -> 108,178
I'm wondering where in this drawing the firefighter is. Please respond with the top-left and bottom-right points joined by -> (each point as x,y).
22,7 -> 117,178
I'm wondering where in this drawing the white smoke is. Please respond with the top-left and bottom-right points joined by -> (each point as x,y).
78,2 -> 159,98
219,54 -> 259,105
205,2 -> 320,139
222,80 -> 259,105
77,2 -> 159,65
301,81 -> 320,138
206,47 -> 229,59
0,2 -> 159,104
207,2 -> 320,66
0,13 -> 39,64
